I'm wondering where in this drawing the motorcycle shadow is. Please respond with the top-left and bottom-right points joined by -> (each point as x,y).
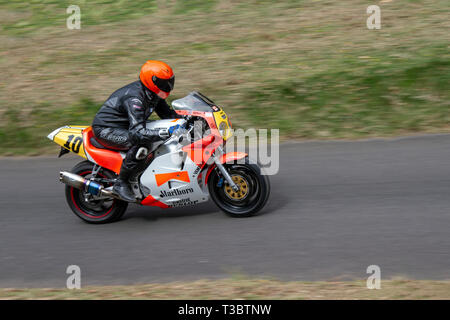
122,190 -> 286,222
122,201 -> 218,221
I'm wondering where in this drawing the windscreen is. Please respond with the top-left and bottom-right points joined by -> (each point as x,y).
171,92 -> 216,112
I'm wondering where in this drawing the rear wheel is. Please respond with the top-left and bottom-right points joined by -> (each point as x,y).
65,161 -> 127,224
208,157 -> 270,217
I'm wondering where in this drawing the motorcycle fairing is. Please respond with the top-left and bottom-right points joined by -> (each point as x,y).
139,147 -> 209,208
47,126 -> 124,174
141,195 -> 169,208
181,134 -> 222,168
155,171 -> 190,186
139,107 -> 237,208
47,125 -> 88,159
82,127 -> 124,174
204,152 -> 248,185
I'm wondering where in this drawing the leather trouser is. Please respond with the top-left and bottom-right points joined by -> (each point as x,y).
92,126 -> 148,180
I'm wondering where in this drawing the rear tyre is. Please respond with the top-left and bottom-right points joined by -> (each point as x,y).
64,160 -> 128,224
208,157 -> 270,217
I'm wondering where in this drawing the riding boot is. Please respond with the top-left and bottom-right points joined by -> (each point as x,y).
113,165 -> 136,202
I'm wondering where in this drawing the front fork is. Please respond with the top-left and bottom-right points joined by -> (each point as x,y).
213,146 -> 240,192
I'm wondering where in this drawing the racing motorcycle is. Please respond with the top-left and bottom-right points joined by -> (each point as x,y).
48,92 -> 270,223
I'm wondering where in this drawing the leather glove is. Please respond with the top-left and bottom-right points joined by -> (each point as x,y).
158,128 -> 170,139
158,124 -> 183,139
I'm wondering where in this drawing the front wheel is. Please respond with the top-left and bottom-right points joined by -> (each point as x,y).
208,157 -> 270,217
65,160 -> 128,224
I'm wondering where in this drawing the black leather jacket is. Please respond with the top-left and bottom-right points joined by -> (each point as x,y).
92,80 -> 179,144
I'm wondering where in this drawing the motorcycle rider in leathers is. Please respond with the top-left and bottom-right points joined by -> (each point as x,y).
92,60 -> 180,202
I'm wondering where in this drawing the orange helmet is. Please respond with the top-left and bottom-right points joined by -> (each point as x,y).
139,60 -> 175,99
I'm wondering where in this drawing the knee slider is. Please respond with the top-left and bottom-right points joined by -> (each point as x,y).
135,147 -> 149,160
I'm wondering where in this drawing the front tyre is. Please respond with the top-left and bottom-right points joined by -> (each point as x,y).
208,157 -> 270,217
65,160 -> 128,224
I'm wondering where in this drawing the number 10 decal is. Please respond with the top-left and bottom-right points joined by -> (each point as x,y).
64,135 -> 83,153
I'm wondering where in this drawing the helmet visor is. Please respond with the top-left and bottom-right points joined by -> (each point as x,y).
152,75 -> 175,93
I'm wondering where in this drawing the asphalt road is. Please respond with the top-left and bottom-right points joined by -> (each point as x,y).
1,134 -> 449,288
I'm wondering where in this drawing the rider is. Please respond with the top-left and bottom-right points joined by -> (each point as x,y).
92,60 -> 180,202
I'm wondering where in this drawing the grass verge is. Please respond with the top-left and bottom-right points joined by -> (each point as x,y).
0,0 -> 449,154
1,278 -> 449,300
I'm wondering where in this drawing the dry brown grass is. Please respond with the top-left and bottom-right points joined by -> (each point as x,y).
0,1 -> 447,111
1,278 -> 449,300
0,0 -> 449,153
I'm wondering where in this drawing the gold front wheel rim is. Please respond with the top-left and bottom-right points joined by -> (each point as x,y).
224,175 -> 249,200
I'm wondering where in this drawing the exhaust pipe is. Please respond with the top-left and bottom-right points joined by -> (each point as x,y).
59,171 -> 115,198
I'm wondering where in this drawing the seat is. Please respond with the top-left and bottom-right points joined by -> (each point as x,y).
82,127 -> 123,174
90,137 -> 107,149
90,134 -> 130,152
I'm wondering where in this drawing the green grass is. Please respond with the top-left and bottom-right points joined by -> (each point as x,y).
0,98 -> 98,155
0,0 -> 157,35
0,0 -> 449,154
245,47 -> 450,138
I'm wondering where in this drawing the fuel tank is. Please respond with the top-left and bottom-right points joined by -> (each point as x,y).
145,118 -> 187,130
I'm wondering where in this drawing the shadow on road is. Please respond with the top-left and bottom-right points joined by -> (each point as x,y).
262,186 -> 290,215
122,201 -> 218,222
121,187 -> 285,222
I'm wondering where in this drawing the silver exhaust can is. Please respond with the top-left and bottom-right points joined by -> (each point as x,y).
59,171 -> 111,197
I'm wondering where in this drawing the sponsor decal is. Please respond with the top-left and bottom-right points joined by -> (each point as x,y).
193,167 -> 201,176
155,171 -> 190,186
160,188 -> 194,198
168,198 -> 199,208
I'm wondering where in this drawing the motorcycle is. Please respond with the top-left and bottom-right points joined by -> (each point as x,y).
48,91 -> 270,223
